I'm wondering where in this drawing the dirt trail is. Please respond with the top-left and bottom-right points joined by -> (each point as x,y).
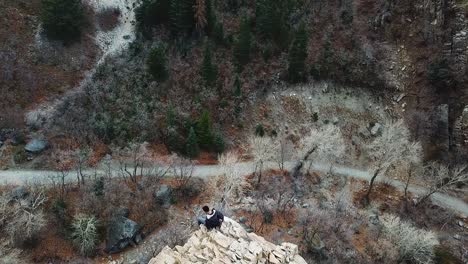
26,0 -> 138,129
1,162 -> 467,216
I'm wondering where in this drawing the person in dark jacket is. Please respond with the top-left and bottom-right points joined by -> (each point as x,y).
197,205 -> 224,229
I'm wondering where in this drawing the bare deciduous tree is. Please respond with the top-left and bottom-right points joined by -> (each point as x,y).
71,214 -> 99,256
217,151 -> 248,210
169,154 -> 195,189
364,120 -> 413,204
0,190 -> 47,245
395,142 -> 424,203
293,125 -> 346,178
248,136 -> 277,186
274,134 -> 295,171
117,142 -> 159,185
74,148 -> 89,186
381,214 -> 439,264
416,162 -> 468,206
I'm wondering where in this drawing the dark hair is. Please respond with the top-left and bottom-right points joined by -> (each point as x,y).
202,206 -> 210,212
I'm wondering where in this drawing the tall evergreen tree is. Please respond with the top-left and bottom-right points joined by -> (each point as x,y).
287,22 -> 308,83
234,15 -> 252,70
205,0 -> 216,35
213,131 -> 225,154
256,0 -> 290,49
233,74 -> 242,97
196,110 -> 213,149
147,45 -> 169,81
201,42 -> 218,87
186,127 -> 200,158
135,0 -> 171,36
170,0 -> 195,36
41,0 -> 85,42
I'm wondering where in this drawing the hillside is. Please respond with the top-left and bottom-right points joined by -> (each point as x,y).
0,0 -> 468,263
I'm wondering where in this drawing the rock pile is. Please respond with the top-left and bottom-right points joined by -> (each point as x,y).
149,218 -> 307,264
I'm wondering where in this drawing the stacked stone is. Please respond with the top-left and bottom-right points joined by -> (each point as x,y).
149,218 -> 307,264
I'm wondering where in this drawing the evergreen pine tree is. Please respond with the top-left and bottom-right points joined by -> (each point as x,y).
201,42 -> 218,87
287,22 -> 308,83
233,74 -> 241,97
147,45 -> 169,81
196,110 -> 213,149
213,131 -> 225,154
41,0 -> 85,42
186,127 -> 200,158
136,0 -> 171,36
170,0 -> 195,36
234,15 -> 252,70
311,37 -> 334,80
256,0 -> 290,49
205,0 -> 216,35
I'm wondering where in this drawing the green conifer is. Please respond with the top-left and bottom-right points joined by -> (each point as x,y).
287,22 -> 308,83
41,0 -> 85,42
186,127 -> 200,158
147,45 -> 169,81
196,110 -> 213,149
234,15 -> 252,70
201,42 -> 218,87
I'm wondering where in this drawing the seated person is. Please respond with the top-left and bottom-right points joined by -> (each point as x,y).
197,205 -> 224,230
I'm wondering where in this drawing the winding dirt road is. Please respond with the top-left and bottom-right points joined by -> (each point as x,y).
1,162 -> 467,216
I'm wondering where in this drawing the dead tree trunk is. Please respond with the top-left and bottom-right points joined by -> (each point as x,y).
292,147 -> 317,178
364,167 -> 382,205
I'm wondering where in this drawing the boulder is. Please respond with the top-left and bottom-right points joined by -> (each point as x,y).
106,216 -> 142,253
370,123 -> 382,136
10,132 -> 25,146
10,186 -> 29,200
239,216 -> 248,224
155,185 -> 173,208
24,139 -> 48,153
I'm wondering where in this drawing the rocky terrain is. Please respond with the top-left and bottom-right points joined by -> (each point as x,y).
149,218 -> 307,264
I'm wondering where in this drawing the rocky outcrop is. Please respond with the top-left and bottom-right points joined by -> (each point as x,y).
149,218 -> 307,264
106,212 -> 142,254
24,138 -> 48,153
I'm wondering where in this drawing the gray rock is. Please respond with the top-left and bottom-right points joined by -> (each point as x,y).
10,186 -> 29,200
453,234 -> 461,240
240,223 -> 254,233
239,216 -> 248,224
24,139 -> 48,153
115,208 -> 130,218
106,216 -> 142,253
155,185 -> 173,208
332,117 -> 339,125
370,123 -> 382,136
369,213 -> 380,225
302,203 -> 309,208
11,133 -> 25,146
358,127 -> 371,139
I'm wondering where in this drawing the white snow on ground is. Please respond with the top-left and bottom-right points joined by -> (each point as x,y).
26,0 -> 138,129
88,0 -> 137,62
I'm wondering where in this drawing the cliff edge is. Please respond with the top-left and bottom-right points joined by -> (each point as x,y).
149,217 -> 307,264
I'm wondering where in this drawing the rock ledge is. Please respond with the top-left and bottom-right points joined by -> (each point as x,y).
149,218 -> 307,264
